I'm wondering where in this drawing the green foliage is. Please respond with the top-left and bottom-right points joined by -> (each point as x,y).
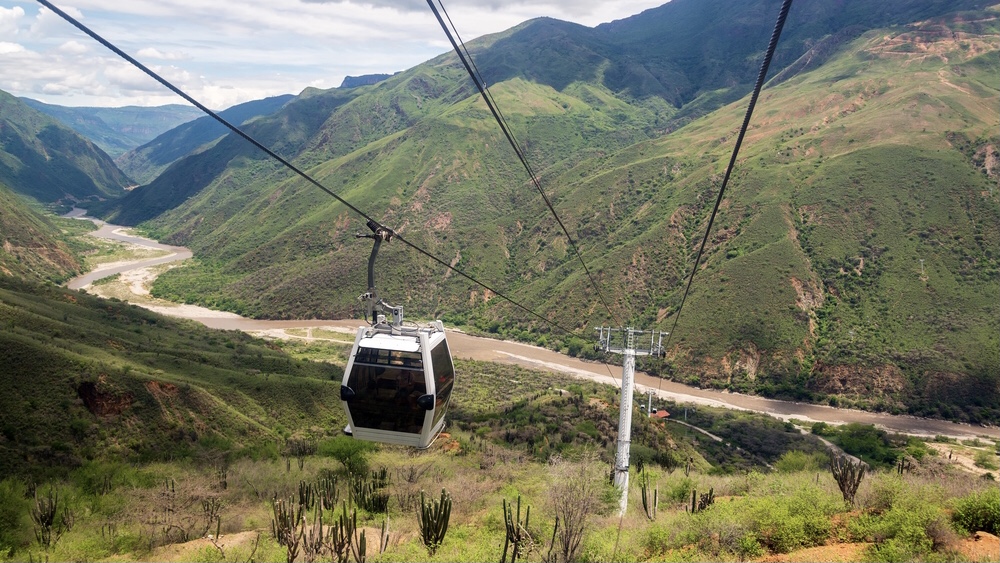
828,423 -> 902,468
951,488 -> 1000,535
0,479 -> 31,555
0,276 -> 345,480
672,482 -> 843,558
774,450 -> 828,473
21,100 -> 203,159
0,90 -> 129,203
973,449 -> 999,470
318,436 -> 375,476
417,489 -> 452,555
0,185 -> 86,284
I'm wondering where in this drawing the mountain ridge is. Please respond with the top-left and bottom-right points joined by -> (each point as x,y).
77,0 -> 1000,424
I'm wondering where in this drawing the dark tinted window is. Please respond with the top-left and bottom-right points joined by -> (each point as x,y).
430,340 -> 454,427
346,347 -> 426,434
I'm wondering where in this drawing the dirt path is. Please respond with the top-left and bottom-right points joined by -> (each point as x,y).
66,217 -> 1000,442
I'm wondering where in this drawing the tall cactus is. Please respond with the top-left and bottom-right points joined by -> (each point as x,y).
501,495 -> 531,563
639,470 -> 657,521
831,456 -> 866,506
271,498 -> 304,563
417,489 -> 452,555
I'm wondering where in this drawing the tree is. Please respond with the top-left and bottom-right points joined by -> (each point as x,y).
547,457 -> 605,562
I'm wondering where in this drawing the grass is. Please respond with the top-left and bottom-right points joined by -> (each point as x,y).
1,438 -> 995,563
3,273 -> 997,561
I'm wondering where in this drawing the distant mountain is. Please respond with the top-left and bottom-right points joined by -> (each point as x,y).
19,99 -> 203,158
96,90 -> 357,226
0,89 -> 130,204
115,94 -> 294,185
340,73 -> 397,88
100,0 -> 997,424
0,183 -> 82,283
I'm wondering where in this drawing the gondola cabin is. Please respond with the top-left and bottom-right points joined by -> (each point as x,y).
340,320 -> 454,448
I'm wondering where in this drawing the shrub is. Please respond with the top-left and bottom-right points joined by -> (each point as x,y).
318,436 -> 375,475
952,488 -> 1000,535
973,450 -> 999,470
0,479 -> 31,554
774,450 -> 826,473
665,476 -> 695,503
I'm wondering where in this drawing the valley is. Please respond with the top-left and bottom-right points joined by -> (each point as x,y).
71,215 -> 998,442
1,1 -> 998,560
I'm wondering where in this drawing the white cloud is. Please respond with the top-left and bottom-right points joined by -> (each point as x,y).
137,47 -> 188,60
58,39 -> 88,54
29,5 -> 85,38
0,5 -> 24,35
0,41 -> 26,54
1,0 -> 669,108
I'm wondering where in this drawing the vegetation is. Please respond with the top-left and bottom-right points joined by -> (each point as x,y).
0,90 -> 129,204
83,2 -> 998,425
0,183 -> 88,283
19,100 -> 204,159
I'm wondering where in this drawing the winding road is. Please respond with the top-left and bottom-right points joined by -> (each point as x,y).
65,215 -> 999,442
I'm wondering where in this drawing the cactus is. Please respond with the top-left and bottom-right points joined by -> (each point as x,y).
417,489 -> 452,555
351,469 -> 390,513
327,502 -> 354,563
698,488 -> 715,511
271,497 -> 304,563
688,487 -> 715,513
299,480 -> 316,510
639,470 -> 657,521
30,488 -> 73,549
831,456 -> 866,506
501,495 -> 532,563
319,476 -> 340,511
301,510 -> 325,563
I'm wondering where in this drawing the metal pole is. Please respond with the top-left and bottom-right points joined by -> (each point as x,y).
613,332 -> 636,515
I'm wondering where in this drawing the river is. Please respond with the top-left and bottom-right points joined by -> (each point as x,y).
64,214 -> 998,441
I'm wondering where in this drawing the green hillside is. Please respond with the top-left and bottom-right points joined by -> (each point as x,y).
0,184 -> 86,283
0,275 -> 345,480
115,94 -> 294,184
97,3 -> 998,424
18,100 -> 203,158
0,90 -> 130,204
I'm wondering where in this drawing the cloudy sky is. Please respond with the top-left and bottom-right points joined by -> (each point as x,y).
0,0 -> 667,109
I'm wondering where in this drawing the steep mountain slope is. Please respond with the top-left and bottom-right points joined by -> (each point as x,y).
117,3 -> 996,423
18,100 -> 203,158
0,183 -> 83,283
115,94 -> 294,185
0,89 -> 130,204
96,89 -> 358,226
475,0 -> 994,123
0,275 -> 343,479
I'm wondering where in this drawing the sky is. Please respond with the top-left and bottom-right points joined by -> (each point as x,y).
0,0 -> 668,109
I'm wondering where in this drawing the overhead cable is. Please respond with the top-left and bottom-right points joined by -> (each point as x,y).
659,0 -> 795,383
35,0 -> 580,336
427,0 -> 624,328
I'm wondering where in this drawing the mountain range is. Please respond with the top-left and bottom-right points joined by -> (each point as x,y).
19,99 -> 203,159
1,0 -> 997,425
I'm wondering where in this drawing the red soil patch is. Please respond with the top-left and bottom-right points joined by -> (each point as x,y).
758,542 -> 868,562
953,531 -> 1000,562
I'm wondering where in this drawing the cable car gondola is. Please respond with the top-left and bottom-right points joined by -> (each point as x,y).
340,220 -> 455,448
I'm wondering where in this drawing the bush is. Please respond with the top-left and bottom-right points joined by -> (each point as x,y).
973,450 -> 999,470
665,476 -> 695,503
0,479 -> 30,554
317,436 -> 375,475
774,450 -> 827,473
952,488 -> 1000,535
